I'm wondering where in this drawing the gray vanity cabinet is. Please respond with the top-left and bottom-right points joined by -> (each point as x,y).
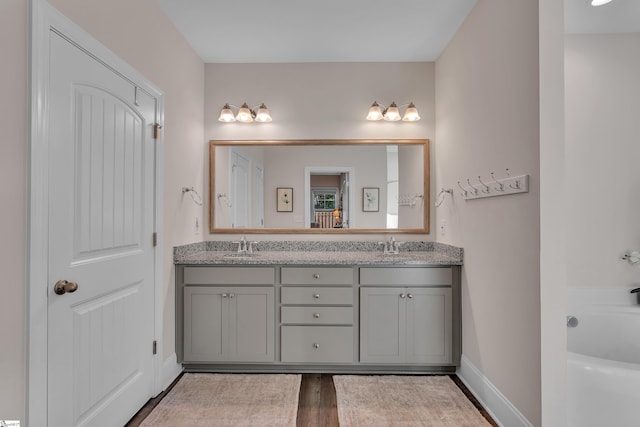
359,267 -> 453,364
176,262 -> 460,371
181,267 -> 275,363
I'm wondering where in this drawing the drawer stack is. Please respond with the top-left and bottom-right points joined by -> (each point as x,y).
280,267 -> 354,363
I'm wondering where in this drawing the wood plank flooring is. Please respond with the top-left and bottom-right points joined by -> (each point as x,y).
126,373 -> 497,426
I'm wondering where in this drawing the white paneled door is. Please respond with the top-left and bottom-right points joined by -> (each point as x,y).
47,31 -> 156,426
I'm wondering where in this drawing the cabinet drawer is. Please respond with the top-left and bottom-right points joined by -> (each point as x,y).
281,306 -> 353,325
184,266 -> 275,285
281,287 -> 353,305
359,267 -> 452,286
281,267 -> 353,285
281,326 -> 353,363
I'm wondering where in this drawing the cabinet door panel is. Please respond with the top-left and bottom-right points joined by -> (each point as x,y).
184,287 -> 226,362
406,288 -> 452,364
359,288 -> 405,363
229,287 -> 275,362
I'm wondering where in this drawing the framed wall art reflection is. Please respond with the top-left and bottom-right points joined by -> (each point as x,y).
362,187 -> 379,212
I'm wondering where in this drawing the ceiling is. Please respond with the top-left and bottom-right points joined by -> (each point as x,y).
156,0 -> 639,63
155,0 -> 477,63
565,0 -> 640,34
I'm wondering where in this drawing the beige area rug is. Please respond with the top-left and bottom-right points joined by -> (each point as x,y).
333,375 -> 491,426
140,373 -> 301,427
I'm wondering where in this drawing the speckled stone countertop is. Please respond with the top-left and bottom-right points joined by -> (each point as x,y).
174,241 -> 463,266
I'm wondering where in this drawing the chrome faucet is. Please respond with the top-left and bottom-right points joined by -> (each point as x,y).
232,236 -> 258,254
378,236 -> 403,254
233,236 -> 248,253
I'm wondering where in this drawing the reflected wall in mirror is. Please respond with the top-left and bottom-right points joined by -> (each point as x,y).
209,139 -> 430,234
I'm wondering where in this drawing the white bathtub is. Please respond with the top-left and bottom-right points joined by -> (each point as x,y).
567,294 -> 640,427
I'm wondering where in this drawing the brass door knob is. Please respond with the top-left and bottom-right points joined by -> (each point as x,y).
54,280 -> 78,295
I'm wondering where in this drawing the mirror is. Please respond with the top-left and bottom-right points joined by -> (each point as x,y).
209,139 -> 430,234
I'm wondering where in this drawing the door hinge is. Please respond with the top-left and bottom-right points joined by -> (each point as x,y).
153,123 -> 162,139
153,340 -> 157,355
152,232 -> 157,247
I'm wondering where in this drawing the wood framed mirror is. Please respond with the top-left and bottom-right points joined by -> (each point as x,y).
209,139 -> 430,234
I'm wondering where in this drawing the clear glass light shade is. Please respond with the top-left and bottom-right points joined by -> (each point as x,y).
218,104 -> 236,122
366,102 -> 384,121
402,103 -> 421,122
591,0 -> 612,5
254,103 -> 272,122
383,102 -> 401,121
236,103 -> 254,123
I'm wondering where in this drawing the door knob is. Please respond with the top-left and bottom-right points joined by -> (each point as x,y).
54,280 -> 78,295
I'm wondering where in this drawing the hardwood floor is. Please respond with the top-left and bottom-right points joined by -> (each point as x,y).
126,373 -> 497,426
296,374 -> 339,427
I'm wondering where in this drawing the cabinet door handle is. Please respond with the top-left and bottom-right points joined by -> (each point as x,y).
222,293 -> 228,298
313,313 -> 320,319
313,293 -> 320,299
313,273 -> 320,279
229,293 -> 235,298
407,293 -> 414,299
313,343 -> 320,349
400,293 -> 406,299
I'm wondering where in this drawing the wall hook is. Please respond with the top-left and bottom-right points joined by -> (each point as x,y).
434,188 -> 453,207
491,172 -> 505,192
477,176 -> 491,194
216,193 -> 232,208
457,181 -> 468,197
182,187 -> 203,206
466,178 -> 479,195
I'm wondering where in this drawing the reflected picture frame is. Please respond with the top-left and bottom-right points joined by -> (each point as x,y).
362,187 -> 379,212
277,187 -> 293,212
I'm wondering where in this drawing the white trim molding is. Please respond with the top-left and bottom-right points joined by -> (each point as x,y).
457,355 -> 533,427
161,353 -> 183,392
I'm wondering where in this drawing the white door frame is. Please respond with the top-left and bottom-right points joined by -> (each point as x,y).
304,167 -> 355,228
28,1 -> 165,425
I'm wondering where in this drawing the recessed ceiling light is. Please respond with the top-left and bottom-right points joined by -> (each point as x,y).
591,0 -> 613,6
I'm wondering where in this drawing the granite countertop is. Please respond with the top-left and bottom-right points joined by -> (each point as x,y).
174,241 -> 463,266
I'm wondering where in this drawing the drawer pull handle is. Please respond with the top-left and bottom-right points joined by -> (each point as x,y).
313,293 -> 320,299
407,293 -> 414,299
313,273 -> 320,279
313,343 -> 320,349
313,313 -> 320,319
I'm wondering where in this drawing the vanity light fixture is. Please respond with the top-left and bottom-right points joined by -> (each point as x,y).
366,101 -> 420,122
218,102 -> 272,123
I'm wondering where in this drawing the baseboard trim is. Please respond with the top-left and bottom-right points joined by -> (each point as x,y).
457,355 -> 533,427
161,353 -> 183,391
